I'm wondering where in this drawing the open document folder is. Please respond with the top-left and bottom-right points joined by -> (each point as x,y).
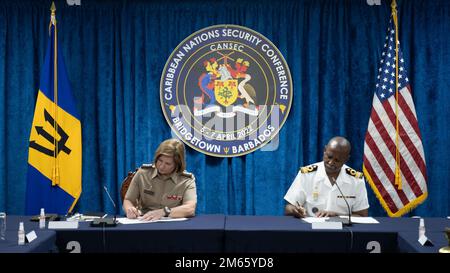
117,217 -> 189,224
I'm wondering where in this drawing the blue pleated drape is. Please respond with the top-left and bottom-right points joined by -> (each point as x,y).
0,0 -> 449,217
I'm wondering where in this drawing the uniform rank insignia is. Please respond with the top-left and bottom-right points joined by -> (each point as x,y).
181,171 -> 193,178
167,195 -> 182,201
300,164 -> 318,174
345,168 -> 363,179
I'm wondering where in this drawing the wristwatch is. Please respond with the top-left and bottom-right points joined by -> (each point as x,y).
163,206 -> 171,217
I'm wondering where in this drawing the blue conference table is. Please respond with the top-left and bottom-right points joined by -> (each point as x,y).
5,215 -> 225,253
0,216 -> 57,253
55,214 -> 225,253
0,230 -> 56,253
3,215 -> 448,253
397,231 -> 449,253
0,217 -> 57,253
224,216 -> 449,253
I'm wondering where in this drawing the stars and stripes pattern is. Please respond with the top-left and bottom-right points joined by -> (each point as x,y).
363,19 -> 427,217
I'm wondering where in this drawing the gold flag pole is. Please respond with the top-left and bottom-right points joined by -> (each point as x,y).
391,0 -> 402,190
50,2 -> 60,186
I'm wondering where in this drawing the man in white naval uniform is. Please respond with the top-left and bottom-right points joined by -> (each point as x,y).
284,136 -> 369,218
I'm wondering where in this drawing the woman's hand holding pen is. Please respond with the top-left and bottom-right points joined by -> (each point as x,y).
123,199 -> 142,219
126,206 -> 140,219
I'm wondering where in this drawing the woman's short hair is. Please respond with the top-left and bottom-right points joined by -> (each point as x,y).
153,139 -> 186,173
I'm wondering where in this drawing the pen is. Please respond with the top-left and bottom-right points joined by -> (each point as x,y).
135,199 -> 142,217
296,201 -> 306,216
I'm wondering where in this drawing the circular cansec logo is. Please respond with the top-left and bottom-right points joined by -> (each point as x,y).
160,25 -> 293,157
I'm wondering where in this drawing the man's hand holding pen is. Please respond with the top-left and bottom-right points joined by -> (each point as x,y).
294,201 -> 307,218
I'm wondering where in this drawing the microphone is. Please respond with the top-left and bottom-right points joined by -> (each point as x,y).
90,186 -> 118,227
331,177 -> 352,226
103,186 -> 118,224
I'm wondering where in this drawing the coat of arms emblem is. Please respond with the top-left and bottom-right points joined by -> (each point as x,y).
160,25 -> 292,157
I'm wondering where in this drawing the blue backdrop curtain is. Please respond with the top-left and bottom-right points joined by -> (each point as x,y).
0,0 -> 448,216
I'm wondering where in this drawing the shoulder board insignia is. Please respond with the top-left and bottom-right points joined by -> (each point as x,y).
181,171 -> 194,178
141,164 -> 154,169
345,168 -> 363,179
300,164 -> 318,174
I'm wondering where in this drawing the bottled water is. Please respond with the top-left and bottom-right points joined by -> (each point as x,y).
39,208 -> 46,229
18,222 -> 25,245
418,218 -> 426,238
0,212 -> 6,240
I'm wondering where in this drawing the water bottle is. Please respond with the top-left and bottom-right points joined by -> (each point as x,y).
39,208 -> 46,229
18,222 -> 25,245
0,212 -> 6,240
418,218 -> 426,238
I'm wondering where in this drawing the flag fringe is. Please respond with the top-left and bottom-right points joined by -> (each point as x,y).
363,166 -> 428,217
68,189 -> 82,213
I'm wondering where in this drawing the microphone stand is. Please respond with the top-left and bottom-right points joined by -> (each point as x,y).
90,186 -> 118,227
103,186 -> 117,225
332,177 -> 352,226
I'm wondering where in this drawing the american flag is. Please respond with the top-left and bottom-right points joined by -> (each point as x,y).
363,19 -> 428,217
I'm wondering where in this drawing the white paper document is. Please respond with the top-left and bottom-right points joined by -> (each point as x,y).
117,217 -> 189,224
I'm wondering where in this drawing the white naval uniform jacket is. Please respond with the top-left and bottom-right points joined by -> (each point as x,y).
284,161 -> 369,217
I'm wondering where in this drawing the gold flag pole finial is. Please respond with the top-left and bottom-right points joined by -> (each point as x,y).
391,0 -> 397,11
391,0 -> 398,26
50,2 -> 56,26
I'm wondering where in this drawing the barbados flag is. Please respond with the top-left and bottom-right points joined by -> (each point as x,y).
25,3 -> 82,215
